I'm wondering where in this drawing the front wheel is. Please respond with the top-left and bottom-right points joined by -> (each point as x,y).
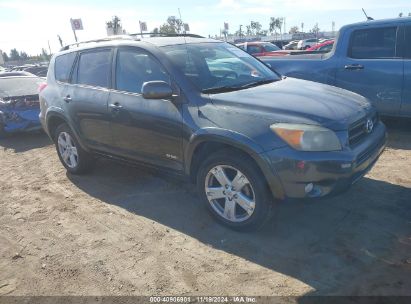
0,123 -> 6,138
197,150 -> 274,231
54,123 -> 94,174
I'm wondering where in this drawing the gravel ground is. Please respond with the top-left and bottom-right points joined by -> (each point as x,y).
0,119 -> 410,296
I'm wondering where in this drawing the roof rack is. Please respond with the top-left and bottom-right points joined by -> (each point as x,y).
60,35 -> 138,51
129,33 -> 204,38
59,33 -> 205,51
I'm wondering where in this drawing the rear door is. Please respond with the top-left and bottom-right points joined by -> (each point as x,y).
401,25 -> 411,116
335,26 -> 403,116
64,48 -> 114,152
108,47 -> 184,171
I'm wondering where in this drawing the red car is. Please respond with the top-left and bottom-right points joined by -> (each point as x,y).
236,42 -> 290,57
307,40 -> 334,52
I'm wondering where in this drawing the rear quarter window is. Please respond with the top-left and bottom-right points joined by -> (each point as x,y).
54,52 -> 76,83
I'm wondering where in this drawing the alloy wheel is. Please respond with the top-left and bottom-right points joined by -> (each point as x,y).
204,165 -> 256,222
57,132 -> 79,168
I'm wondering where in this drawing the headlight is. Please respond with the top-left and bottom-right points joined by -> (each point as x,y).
270,123 -> 342,151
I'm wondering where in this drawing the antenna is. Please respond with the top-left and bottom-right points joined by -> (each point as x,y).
362,8 -> 374,21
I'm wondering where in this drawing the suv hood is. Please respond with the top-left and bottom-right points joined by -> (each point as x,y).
208,77 -> 373,131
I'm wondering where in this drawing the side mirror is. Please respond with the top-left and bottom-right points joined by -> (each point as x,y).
142,81 -> 173,100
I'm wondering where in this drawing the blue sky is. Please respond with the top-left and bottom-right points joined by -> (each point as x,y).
0,0 -> 410,55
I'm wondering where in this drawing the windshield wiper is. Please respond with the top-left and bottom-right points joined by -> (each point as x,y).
202,86 -> 243,94
239,79 -> 278,89
202,79 -> 279,94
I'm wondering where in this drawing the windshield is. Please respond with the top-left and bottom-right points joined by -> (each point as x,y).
161,42 -> 280,93
262,43 -> 280,52
0,77 -> 43,98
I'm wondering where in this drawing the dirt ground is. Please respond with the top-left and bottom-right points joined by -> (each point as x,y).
0,119 -> 410,297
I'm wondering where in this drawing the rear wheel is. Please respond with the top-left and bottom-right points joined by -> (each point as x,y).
54,123 -> 94,174
197,150 -> 273,231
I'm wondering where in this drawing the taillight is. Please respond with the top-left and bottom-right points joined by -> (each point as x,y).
38,82 -> 47,93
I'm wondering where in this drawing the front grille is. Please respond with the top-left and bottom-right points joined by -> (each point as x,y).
348,112 -> 378,146
356,135 -> 385,166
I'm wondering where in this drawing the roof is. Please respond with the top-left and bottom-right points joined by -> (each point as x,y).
341,17 -> 411,31
236,41 -> 272,46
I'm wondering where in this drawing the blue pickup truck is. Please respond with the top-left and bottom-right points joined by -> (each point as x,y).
261,18 -> 411,118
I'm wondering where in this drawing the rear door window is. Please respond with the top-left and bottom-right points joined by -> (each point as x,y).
349,27 -> 398,59
55,52 -> 76,83
76,49 -> 111,88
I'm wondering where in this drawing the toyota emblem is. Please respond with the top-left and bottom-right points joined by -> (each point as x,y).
365,119 -> 374,133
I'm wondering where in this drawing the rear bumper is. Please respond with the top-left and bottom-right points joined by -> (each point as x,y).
261,121 -> 386,199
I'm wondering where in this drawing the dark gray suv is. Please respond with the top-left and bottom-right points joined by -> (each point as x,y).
39,35 -> 386,230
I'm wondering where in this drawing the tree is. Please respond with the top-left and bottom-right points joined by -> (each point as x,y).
9,48 -> 20,61
20,51 -> 28,60
269,17 -> 277,34
158,16 -> 183,34
106,16 -> 122,35
269,17 -> 284,37
250,21 -> 262,35
246,25 -> 252,36
399,12 -> 403,17
151,27 -> 160,37
2,52 -> 8,62
289,26 -> 299,34
41,48 -> 49,61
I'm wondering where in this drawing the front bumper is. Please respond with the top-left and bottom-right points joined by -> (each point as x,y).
261,121 -> 387,199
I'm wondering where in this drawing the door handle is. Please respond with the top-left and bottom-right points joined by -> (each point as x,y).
109,102 -> 123,110
344,64 -> 364,70
63,95 -> 72,103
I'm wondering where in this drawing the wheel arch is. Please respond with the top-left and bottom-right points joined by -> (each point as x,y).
45,110 -> 90,152
185,128 -> 285,200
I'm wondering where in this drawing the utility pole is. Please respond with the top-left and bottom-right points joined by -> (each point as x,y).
70,18 -> 78,42
283,17 -> 286,36
239,25 -> 243,38
178,8 -> 184,34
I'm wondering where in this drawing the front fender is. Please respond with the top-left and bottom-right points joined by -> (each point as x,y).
185,127 -> 264,171
185,127 -> 286,200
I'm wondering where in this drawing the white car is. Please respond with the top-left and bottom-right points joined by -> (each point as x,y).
297,38 -> 319,50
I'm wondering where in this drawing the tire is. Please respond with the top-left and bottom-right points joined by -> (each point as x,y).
0,123 -> 7,139
54,123 -> 94,174
197,149 -> 274,231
